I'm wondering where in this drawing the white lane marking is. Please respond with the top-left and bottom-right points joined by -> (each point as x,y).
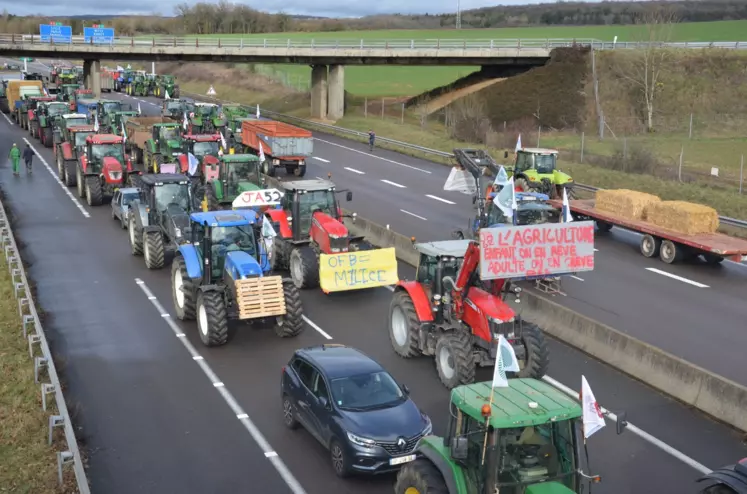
134,278 -> 308,494
237,413 -> 249,419
344,167 -> 365,175
314,138 -> 431,174
381,179 -> 406,189
193,356 -> 204,360
302,315 -> 333,340
22,138 -> 91,218
645,268 -> 709,288
543,376 -> 711,475
383,285 -> 395,292
1,111 -> 13,125
315,176 -> 324,180
569,275 -> 584,282
312,157 -> 330,163
401,209 -> 427,221
594,248 -> 599,252
425,194 -> 456,205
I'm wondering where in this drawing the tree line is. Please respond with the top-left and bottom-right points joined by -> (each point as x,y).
1,0 -> 746,35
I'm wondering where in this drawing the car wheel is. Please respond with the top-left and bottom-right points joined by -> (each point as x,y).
282,394 -> 299,430
330,439 -> 351,478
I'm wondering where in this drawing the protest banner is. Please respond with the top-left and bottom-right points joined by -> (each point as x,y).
320,248 -> 399,292
478,222 -> 595,280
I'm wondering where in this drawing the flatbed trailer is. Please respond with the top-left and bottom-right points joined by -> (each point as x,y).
552,198 -> 747,265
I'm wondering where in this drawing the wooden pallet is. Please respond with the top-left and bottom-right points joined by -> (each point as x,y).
235,276 -> 287,320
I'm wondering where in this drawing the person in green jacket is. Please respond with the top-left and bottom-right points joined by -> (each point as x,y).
8,143 -> 20,176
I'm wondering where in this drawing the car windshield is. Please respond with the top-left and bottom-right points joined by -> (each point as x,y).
535,154 -> 556,174
494,421 -> 576,489
166,101 -> 182,110
154,183 -> 189,211
66,118 -> 88,127
182,102 -> 196,113
297,190 -> 336,233
193,141 -> 219,157
226,160 -> 259,182
47,104 -> 67,117
91,143 -> 123,161
102,102 -> 121,114
197,105 -> 216,116
122,193 -> 138,206
74,132 -> 92,147
210,225 -> 257,277
329,371 -> 405,411
160,127 -> 179,141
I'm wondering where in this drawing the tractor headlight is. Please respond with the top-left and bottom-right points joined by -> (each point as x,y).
329,234 -> 343,239
174,228 -> 182,238
108,171 -> 122,181
273,159 -> 280,165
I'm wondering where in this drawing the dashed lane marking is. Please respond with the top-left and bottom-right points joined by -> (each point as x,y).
1,111 -> 13,125
569,275 -> 585,282
401,209 -> 427,221
425,194 -> 456,205
22,139 -> 91,218
313,157 -> 330,163
134,278 -> 308,494
645,268 -> 709,288
343,167 -> 365,174
314,138 -> 431,174
381,179 -> 406,188
302,315 -> 333,340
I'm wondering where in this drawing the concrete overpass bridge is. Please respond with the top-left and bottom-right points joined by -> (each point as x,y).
5,34 -> 742,119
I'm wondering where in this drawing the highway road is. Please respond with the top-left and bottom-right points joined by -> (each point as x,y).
2,61 -> 746,493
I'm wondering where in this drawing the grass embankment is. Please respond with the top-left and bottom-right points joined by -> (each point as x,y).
0,253 -> 73,492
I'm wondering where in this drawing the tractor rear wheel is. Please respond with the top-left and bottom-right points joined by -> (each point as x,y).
289,246 -> 319,289
395,460 -> 449,494
512,322 -> 550,379
85,177 -> 103,206
273,279 -> 304,337
171,257 -> 196,321
294,164 -> 307,177
76,169 -> 85,198
196,290 -> 228,347
64,161 -> 77,187
144,231 -> 165,269
261,158 -> 276,177
152,154 -> 164,174
129,217 -> 144,256
43,127 -> 53,148
434,331 -> 475,389
389,291 -> 420,358
56,149 -> 64,178
29,120 -> 36,136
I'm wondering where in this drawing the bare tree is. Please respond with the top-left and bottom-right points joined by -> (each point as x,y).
616,7 -> 678,133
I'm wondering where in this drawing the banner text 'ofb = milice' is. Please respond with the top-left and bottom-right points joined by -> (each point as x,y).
320,248 -> 399,292
478,222 -> 595,280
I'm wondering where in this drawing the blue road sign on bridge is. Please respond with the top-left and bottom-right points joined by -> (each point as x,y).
83,27 -> 115,44
39,24 -> 72,43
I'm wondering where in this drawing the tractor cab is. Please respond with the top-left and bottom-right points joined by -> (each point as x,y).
276,179 -> 352,240
59,113 -> 89,128
96,99 -> 127,122
484,191 -> 558,227
197,154 -> 263,211
83,134 -> 126,175
57,84 -> 81,104
183,134 -> 221,161
508,148 -> 573,199
190,102 -> 223,133
37,101 -> 68,119
152,123 -> 183,156
110,111 -> 139,136
413,240 -> 470,304
67,125 -> 96,153
162,99 -> 187,119
395,379 -> 606,494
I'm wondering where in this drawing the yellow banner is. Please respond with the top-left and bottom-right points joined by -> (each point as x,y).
320,248 -> 399,293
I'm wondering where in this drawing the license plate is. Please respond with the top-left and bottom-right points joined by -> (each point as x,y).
389,454 -> 416,466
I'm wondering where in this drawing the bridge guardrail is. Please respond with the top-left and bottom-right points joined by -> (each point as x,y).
184,91 -> 747,230
0,199 -> 90,493
1,34 -> 747,51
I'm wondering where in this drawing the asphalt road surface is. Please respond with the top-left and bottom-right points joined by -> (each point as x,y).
1,61 -> 746,493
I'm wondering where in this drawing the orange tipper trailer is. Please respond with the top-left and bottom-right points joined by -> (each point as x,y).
240,119 -> 312,177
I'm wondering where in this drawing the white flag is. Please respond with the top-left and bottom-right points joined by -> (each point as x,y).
495,165 -> 509,185
493,176 -> 517,219
491,336 -> 512,388
497,335 -> 520,373
219,132 -> 227,151
581,376 -> 606,439
121,121 -> 127,143
187,153 -> 199,176
137,102 -> 142,115
182,112 -> 188,131
515,134 -> 522,152
164,89 -> 170,100
94,114 -> 99,132
259,141 -> 266,162
256,104 -> 260,118
562,187 -> 573,223
443,167 -> 476,195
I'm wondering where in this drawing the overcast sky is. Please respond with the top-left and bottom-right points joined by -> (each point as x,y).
3,0 -> 612,19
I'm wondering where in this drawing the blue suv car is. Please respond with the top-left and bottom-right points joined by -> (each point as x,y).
281,344 -> 432,477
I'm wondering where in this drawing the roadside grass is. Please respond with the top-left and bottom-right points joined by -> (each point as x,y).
0,254 -> 73,493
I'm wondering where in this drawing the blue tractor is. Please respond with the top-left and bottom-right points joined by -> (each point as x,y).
170,209 -> 304,347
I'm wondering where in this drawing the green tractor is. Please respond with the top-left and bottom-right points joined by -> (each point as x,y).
196,154 -> 263,211
394,379 -> 618,494
110,110 -> 140,137
57,84 -> 83,111
126,74 -> 150,97
221,104 -> 257,149
74,66 -> 84,85
95,100 -> 131,133
505,148 -> 575,200
144,123 -> 184,173
188,102 -> 225,134
161,98 -> 195,120
34,101 -> 70,148
154,75 -> 179,99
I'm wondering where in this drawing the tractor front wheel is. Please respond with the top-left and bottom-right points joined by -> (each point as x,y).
128,217 -> 144,256
172,256 -> 196,320
152,154 -> 164,174
389,291 -> 420,358
76,169 -> 85,198
56,149 -> 64,178
514,177 -> 529,192
85,177 -> 103,206
394,459 -> 449,494
64,161 -> 76,187
294,164 -> 307,177
434,331 -> 475,389
143,231 -> 165,269
513,322 -> 550,379
289,246 -> 319,289
261,158 -> 275,177
273,279 -> 304,337
196,290 -> 229,347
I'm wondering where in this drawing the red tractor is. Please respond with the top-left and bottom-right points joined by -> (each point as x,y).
176,133 -> 221,175
264,179 -> 378,290
388,239 -> 549,389
76,134 -> 138,206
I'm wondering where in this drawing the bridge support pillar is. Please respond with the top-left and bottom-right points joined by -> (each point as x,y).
83,60 -> 101,97
310,65 -> 328,120
328,65 -> 345,120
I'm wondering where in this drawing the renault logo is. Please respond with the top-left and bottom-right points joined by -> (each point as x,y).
397,437 -> 406,449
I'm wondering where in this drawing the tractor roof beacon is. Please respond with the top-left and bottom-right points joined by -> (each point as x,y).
127,174 -> 194,270
170,209 -> 305,347
394,378 -> 613,494
389,239 -> 549,389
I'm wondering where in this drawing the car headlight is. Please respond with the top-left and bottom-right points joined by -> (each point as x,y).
347,432 -> 376,448
422,415 -> 432,435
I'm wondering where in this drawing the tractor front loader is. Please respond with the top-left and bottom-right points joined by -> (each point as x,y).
388,239 -> 549,389
264,179 -> 398,293
170,209 -> 304,347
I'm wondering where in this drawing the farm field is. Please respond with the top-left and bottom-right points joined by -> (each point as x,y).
181,20 -> 747,96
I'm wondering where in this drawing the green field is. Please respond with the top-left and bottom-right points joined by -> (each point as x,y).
186,20 -> 747,97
